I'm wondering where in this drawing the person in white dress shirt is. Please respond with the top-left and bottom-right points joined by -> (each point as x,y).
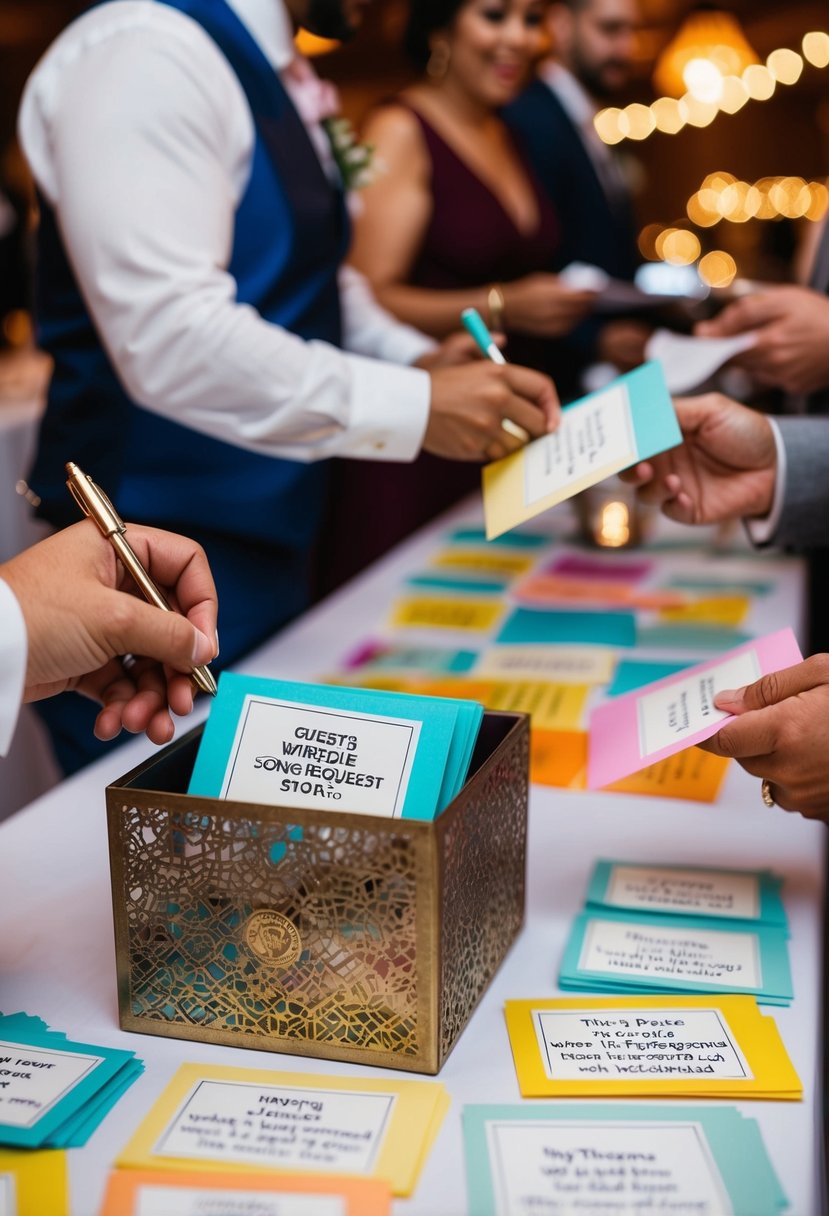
0,522 -> 217,759
19,0 -> 559,775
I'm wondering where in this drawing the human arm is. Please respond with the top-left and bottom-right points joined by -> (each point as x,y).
348,105 -> 594,340
696,286 -> 829,395
698,656 -> 829,820
0,522 -> 218,749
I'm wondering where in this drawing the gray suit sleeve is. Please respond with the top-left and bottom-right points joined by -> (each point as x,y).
772,416 -> 829,548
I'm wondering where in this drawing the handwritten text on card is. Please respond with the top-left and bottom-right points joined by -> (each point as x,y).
636,651 -> 760,758
136,1185 -> 346,1216
578,919 -> 762,989
524,384 -> 635,506
531,1009 -> 752,1082
0,1041 -> 102,1130
605,866 -> 761,920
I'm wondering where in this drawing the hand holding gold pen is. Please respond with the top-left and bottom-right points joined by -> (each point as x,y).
65,461 -> 218,696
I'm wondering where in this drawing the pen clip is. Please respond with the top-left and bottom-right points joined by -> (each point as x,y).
65,462 -> 126,537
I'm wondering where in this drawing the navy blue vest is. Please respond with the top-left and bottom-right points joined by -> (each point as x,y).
30,0 -> 349,563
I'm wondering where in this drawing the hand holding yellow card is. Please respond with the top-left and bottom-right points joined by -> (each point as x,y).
100,1168 -> 391,1215
117,1064 -> 449,1197
505,995 -> 801,1100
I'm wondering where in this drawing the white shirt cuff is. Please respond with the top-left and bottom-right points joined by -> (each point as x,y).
340,356 -> 431,461
744,416 -> 786,546
0,577 -> 27,756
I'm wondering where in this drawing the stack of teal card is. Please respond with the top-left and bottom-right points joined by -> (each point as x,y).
188,674 -> 484,820
463,1103 -> 788,1214
0,1012 -> 143,1148
558,860 -> 793,1005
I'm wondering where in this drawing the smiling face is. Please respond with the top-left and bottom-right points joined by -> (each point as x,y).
436,0 -> 546,109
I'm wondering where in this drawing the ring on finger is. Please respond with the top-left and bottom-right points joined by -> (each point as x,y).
501,417 -> 531,444
761,778 -> 776,808
121,653 -> 138,673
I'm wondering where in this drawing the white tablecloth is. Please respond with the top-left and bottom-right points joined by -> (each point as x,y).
0,503 -> 822,1215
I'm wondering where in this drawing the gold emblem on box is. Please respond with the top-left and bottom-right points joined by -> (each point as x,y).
243,909 -> 301,965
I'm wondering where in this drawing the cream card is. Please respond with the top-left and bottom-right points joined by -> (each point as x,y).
577,919 -> 762,990
531,1007 -> 753,1082
524,382 -> 635,506
152,1081 -> 395,1174
636,650 -> 759,758
134,1185 -> 345,1216
605,865 -> 760,920
484,1118 -> 733,1214
475,645 -> 615,685
0,1042 -> 102,1130
0,1175 -> 15,1216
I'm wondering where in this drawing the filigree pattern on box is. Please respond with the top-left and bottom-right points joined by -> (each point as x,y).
438,729 -> 529,1060
115,807 -> 422,1057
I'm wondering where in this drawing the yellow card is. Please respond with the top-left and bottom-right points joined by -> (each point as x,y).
431,549 -> 535,576
505,995 -> 801,1100
607,746 -> 730,803
116,1064 -> 448,1197
0,1149 -> 68,1216
100,1169 -> 391,1215
390,596 -> 504,632
658,596 -> 751,627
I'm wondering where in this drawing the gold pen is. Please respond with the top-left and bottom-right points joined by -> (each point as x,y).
65,461 -> 218,696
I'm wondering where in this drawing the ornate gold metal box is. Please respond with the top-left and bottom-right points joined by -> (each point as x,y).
106,711 -> 529,1073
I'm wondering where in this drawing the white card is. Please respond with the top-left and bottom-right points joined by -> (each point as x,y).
476,646 -> 615,684
531,1007 -> 753,1082
485,1119 -> 733,1215
136,1185 -> 346,1216
219,695 -> 421,817
524,383 -> 635,506
578,919 -> 762,990
637,650 -> 760,758
605,865 -> 761,920
647,328 -> 757,394
0,1175 -> 16,1216
153,1080 -> 396,1174
0,1041 -> 103,1130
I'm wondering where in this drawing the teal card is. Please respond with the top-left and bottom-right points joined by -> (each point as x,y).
637,623 -> 753,651
463,1103 -> 788,1215
623,359 -> 684,460
664,575 -> 774,597
0,1012 -> 142,1149
406,572 -> 510,594
447,527 -> 551,548
188,673 -> 482,820
559,909 -> 792,1003
606,658 -> 692,696
497,608 -> 636,647
586,860 -> 787,927
343,640 -> 479,674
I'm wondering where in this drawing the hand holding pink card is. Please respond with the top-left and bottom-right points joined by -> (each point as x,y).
587,628 -> 803,789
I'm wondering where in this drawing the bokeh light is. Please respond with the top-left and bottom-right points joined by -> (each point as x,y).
803,32 -> 829,68
698,251 -> 737,288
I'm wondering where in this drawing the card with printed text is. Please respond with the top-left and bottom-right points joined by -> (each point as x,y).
586,861 -> 787,926
587,628 -> 803,788
117,1065 -> 449,1196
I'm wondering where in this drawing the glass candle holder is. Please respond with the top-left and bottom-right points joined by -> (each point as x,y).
574,476 -> 654,549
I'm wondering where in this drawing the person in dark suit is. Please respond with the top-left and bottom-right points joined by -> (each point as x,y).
504,0 -> 650,388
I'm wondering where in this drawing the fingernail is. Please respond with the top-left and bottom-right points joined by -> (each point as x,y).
214,630 -> 220,658
715,686 -> 743,705
192,628 -> 213,664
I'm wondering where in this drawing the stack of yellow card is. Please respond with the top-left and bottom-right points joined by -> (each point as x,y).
0,1149 -> 68,1216
505,995 -> 801,1100
101,1168 -> 391,1215
117,1064 -> 450,1197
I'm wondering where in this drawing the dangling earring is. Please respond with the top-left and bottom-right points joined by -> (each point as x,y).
426,39 -> 451,79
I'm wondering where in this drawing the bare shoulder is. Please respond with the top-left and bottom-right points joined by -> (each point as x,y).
361,99 -> 426,164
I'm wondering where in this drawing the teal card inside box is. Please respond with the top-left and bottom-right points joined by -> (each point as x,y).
105,711 -> 529,1074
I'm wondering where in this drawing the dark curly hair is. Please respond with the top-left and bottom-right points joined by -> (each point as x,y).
404,0 -> 468,68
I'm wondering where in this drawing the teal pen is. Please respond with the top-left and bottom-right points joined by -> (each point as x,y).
461,307 -> 507,365
461,307 -> 531,445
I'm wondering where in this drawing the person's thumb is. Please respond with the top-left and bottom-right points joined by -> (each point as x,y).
108,597 -> 214,670
713,663 -> 811,715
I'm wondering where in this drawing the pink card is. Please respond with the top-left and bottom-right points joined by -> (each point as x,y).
549,554 -> 653,582
587,628 -> 803,789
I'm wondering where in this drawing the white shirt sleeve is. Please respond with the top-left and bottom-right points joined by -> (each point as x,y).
18,3 -> 430,464
0,578 -> 27,757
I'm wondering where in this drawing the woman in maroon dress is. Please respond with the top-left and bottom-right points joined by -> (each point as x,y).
324,0 -> 594,583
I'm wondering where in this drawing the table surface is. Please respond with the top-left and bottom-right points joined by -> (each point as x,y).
0,501 -> 823,1216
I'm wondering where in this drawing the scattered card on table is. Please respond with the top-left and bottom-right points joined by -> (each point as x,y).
463,1102 -> 788,1215
117,1064 -> 449,1196
587,628 -> 803,788
585,861 -> 787,925
100,1168 -> 391,1216
504,995 -> 801,1099
0,1149 -> 68,1216
482,362 -> 680,539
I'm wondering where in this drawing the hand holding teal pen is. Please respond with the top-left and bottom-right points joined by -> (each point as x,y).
461,308 -> 531,446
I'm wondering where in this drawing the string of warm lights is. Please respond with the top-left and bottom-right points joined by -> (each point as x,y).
595,31 -> 829,145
